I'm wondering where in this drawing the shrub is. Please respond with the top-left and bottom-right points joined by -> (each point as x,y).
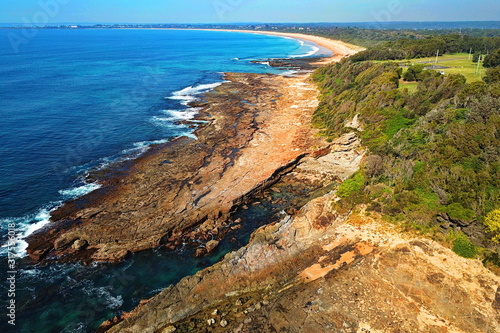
483,48 -> 500,68
484,209 -> 500,242
442,203 -> 475,221
337,173 -> 365,198
483,67 -> 500,84
452,233 -> 477,258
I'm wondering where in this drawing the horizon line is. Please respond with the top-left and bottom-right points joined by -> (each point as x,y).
1,20 -> 500,25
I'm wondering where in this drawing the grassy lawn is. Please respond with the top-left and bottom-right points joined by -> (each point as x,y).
398,53 -> 486,82
399,81 -> 418,93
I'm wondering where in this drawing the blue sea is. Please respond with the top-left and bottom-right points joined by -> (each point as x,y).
0,29 -> 328,332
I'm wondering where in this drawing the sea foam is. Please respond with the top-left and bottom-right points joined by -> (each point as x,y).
0,206 -> 57,257
290,45 -> 320,58
59,182 -> 101,199
169,82 -> 224,106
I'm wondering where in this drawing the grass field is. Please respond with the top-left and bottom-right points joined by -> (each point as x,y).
408,53 -> 486,82
380,53 -> 487,91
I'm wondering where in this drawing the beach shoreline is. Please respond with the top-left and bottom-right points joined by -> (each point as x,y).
187,29 -> 365,63
114,27 -> 365,63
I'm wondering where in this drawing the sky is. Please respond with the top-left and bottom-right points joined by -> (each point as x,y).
0,0 -> 499,24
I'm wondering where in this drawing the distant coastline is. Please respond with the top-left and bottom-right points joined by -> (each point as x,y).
175,29 -> 366,63
104,27 -> 366,63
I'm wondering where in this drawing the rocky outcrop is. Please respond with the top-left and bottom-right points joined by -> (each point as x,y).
26,73 -> 327,264
101,190 -> 500,333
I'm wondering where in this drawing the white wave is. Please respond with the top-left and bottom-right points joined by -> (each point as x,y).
290,45 -> 320,58
255,61 -> 270,66
18,267 -> 42,277
83,286 -> 124,309
150,118 -> 199,140
59,182 -> 101,199
0,206 -> 57,257
173,82 -> 224,96
159,107 -> 202,122
97,287 -> 124,309
169,82 -> 224,106
168,94 -> 197,106
120,139 -> 170,157
151,116 -> 188,127
281,69 -> 300,76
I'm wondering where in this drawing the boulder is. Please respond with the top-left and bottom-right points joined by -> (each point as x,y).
162,326 -> 176,333
220,319 -> 228,327
195,247 -> 207,257
206,240 -> 220,253
72,239 -> 88,251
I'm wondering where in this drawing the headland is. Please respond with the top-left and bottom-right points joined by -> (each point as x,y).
24,30 -> 500,333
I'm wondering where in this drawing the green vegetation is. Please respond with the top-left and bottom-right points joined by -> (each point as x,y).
485,210 -> 500,242
312,36 -> 500,256
271,27 -> 500,48
484,48 -> 500,68
337,173 -> 365,198
394,53 -> 487,82
441,203 -> 475,221
403,64 -> 425,81
452,233 -> 478,258
351,35 -> 500,61
484,67 -> 500,83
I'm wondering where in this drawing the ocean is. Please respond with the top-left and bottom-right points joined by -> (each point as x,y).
0,29 -> 328,332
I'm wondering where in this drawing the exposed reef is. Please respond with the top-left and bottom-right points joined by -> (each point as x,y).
26,72 -> 328,264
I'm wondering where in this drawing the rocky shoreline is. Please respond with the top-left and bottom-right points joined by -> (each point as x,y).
97,130 -> 500,333
24,41 -> 500,333
26,67 -> 330,265
100,189 -> 500,333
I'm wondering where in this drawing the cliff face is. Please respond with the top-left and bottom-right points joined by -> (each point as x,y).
101,133 -> 500,333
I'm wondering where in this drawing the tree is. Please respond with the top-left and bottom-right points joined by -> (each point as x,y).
483,67 -> 500,84
403,64 -> 425,81
483,48 -> 500,68
484,209 -> 500,242
472,52 -> 481,63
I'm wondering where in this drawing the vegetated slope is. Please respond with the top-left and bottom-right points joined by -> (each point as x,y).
265,27 -> 500,48
312,54 -> 500,260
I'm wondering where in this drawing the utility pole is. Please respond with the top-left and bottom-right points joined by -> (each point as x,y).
468,47 -> 472,60
475,55 -> 482,75
435,49 -> 439,64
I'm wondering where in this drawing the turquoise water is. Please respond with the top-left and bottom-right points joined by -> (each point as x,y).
0,29 -> 328,332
